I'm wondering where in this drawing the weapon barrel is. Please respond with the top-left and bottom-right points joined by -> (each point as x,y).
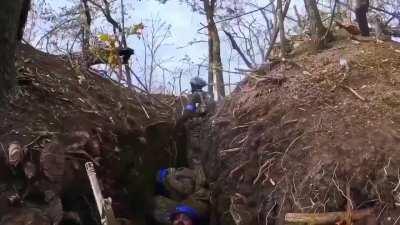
85,162 -> 104,218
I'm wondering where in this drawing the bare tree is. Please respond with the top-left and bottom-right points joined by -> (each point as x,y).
264,0 -> 291,61
354,0 -> 370,36
277,0 -> 288,57
141,17 -> 172,92
304,0 -> 331,48
204,0 -> 225,101
220,2 -> 277,69
80,0 -> 92,68
87,0 -> 133,87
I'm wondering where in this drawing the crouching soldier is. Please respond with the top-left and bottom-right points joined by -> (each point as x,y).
152,166 -> 210,225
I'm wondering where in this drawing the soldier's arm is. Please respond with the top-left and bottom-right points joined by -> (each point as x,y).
166,169 -> 195,196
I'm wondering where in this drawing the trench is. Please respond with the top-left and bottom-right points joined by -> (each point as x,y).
0,118 -> 195,225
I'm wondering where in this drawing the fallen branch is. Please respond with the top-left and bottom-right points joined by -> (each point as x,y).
285,208 -> 375,224
253,159 -> 272,185
229,161 -> 250,178
280,133 -> 304,169
342,85 -> 366,101
220,147 -> 242,155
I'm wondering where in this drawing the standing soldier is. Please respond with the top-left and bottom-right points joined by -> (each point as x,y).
176,77 -> 213,167
354,0 -> 370,36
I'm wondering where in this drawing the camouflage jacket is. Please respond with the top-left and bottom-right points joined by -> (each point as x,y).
164,166 -> 208,201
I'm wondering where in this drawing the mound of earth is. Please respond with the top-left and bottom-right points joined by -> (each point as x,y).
0,44 -> 178,224
204,39 -> 400,225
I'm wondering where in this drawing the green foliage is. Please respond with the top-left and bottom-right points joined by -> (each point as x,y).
91,34 -> 120,67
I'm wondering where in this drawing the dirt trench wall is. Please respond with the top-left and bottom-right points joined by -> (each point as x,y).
0,44 -> 181,225
201,40 -> 400,225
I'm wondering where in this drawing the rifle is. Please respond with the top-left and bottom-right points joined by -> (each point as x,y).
85,162 -> 119,225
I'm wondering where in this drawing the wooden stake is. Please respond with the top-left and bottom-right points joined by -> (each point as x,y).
285,208 -> 375,224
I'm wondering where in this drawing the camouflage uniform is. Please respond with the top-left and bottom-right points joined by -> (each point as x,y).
152,166 -> 210,224
184,90 -> 213,167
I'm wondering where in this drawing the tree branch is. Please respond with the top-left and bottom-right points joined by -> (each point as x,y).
198,2 -> 274,31
223,29 -> 254,69
264,0 -> 291,61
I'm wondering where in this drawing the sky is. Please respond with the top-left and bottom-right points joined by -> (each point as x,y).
35,0 -> 400,95
30,0 -> 311,94
36,0 -> 227,94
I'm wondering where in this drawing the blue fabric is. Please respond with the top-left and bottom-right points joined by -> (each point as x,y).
169,204 -> 200,223
185,103 -> 196,113
156,168 -> 169,184
155,168 -> 169,196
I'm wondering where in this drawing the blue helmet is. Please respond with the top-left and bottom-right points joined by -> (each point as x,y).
169,204 -> 200,223
185,103 -> 196,113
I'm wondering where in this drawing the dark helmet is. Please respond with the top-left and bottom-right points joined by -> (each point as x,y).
118,47 -> 135,64
190,77 -> 207,92
169,204 -> 200,224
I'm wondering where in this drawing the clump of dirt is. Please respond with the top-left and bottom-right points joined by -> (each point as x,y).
0,44 -> 179,224
204,39 -> 400,225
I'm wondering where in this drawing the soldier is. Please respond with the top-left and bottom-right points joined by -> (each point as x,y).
169,203 -> 208,225
354,0 -> 370,36
176,77 -> 213,167
118,47 -> 134,64
152,166 -> 210,225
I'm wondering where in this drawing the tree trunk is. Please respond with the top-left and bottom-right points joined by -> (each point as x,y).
205,0 -> 214,100
304,0 -> 329,48
18,0 -> 31,40
120,0 -> 132,88
354,0 -> 370,36
264,0 -> 291,61
0,0 -> 26,105
204,0 -> 225,101
80,0 -> 92,68
211,24 -> 225,100
277,0 -> 288,58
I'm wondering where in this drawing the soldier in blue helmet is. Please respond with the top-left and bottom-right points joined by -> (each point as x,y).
169,204 -> 204,225
180,77 -> 211,118
152,166 -> 210,225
